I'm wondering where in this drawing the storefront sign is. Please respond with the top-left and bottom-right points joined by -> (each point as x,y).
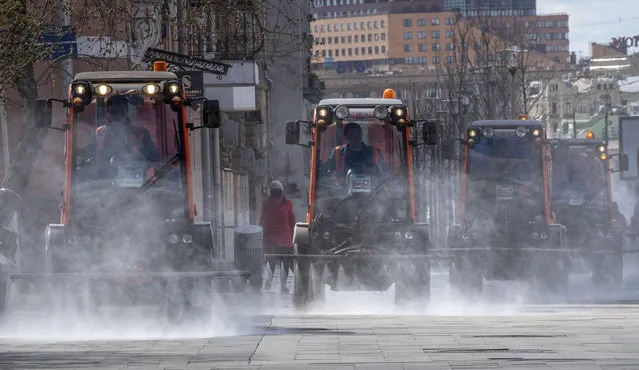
611,35 -> 639,49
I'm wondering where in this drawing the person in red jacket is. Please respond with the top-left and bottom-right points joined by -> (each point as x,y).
260,180 -> 296,293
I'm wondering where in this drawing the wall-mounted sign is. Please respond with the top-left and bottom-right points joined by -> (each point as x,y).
611,36 -> 639,49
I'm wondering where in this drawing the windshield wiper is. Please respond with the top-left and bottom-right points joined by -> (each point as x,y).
140,153 -> 182,191
580,190 -> 601,208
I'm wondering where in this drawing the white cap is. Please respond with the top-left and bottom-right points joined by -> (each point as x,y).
269,180 -> 283,191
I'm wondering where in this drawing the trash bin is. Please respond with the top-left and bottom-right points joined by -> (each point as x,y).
234,225 -> 263,290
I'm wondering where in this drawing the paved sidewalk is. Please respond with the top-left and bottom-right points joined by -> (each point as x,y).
2,306 -> 639,369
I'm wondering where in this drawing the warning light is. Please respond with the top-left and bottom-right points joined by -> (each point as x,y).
383,88 -> 396,99
153,61 -> 167,72
518,113 -> 528,120
585,131 -> 595,139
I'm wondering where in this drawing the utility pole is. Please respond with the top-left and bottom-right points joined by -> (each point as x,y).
572,107 -> 577,138
603,94 -> 610,144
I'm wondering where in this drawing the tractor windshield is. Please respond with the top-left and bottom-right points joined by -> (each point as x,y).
70,94 -> 186,227
551,146 -> 607,208
465,134 -> 544,224
315,118 -> 409,223
467,135 -> 539,184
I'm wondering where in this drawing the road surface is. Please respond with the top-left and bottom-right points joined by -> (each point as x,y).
1,263 -> 639,369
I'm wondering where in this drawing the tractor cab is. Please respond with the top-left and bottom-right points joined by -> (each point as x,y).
445,115 -> 571,294
453,117 -> 551,232
284,88 -> 438,308
549,133 -> 613,226
548,132 -> 627,285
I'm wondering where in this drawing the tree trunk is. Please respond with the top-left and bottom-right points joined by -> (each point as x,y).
0,61 -> 45,259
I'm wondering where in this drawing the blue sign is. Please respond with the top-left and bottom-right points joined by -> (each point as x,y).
48,42 -> 78,60
36,25 -> 78,60
323,57 -> 334,68
336,61 -> 372,74
37,25 -> 76,44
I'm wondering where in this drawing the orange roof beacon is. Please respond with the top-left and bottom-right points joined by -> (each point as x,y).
3,61 -> 260,322
445,117 -> 574,293
282,89 -> 438,309
547,136 -> 627,286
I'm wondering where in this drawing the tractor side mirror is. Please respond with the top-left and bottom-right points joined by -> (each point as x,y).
202,99 -> 221,128
442,139 -> 461,160
285,120 -> 312,147
422,120 -> 438,146
618,154 -> 629,172
34,99 -> 53,128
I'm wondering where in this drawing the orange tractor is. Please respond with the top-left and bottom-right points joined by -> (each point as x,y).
0,61 -> 260,321
282,89 -> 438,309
444,115 -> 571,295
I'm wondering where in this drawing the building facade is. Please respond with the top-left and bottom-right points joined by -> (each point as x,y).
444,0 -> 536,16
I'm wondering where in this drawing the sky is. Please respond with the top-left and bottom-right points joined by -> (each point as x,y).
537,0 -> 639,58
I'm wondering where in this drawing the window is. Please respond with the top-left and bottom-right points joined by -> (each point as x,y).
374,46 -> 379,54
381,20 -> 385,28
368,46 -> 372,54
328,24 -> 332,31
418,44 -> 427,52
432,43 -> 440,51
348,23 -> 352,31
354,35 -> 359,42
445,30 -> 453,38
367,21 -> 372,29
432,56 -> 440,64
367,34 -> 372,42
551,102 -> 557,114
418,31 -> 426,39
404,32 -> 413,40
417,18 -> 426,26
348,35 -> 352,43
403,19 -> 412,27
404,44 -> 413,52
431,31 -> 440,38
374,20 -> 379,29
361,47 -> 366,55
381,33 -> 386,41
431,18 -> 439,25
314,25 -> 319,32
445,18 -> 454,25
348,48 -> 352,56
374,33 -> 379,41
446,56 -> 455,64
381,45 -> 386,54
446,43 -> 454,51
341,36 -> 345,43
354,23 -> 358,30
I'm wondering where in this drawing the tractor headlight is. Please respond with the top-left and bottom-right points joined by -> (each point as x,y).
168,234 -> 179,244
73,83 -> 87,95
374,105 -> 389,119
168,83 -> 180,95
540,233 -> 548,240
182,234 -> 192,244
317,107 -> 329,118
404,231 -> 414,240
95,84 -> 112,96
143,83 -> 161,95
483,127 -> 494,137
467,129 -> 479,138
323,232 -> 330,240
335,105 -> 349,119
599,145 -> 606,152
531,232 -> 539,239
516,127 -> 527,137
394,232 -> 402,240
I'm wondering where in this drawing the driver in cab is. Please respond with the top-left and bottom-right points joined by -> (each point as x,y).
79,94 -> 160,179
324,122 -> 385,181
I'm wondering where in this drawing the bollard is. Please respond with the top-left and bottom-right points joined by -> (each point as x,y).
234,225 -> 263,291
